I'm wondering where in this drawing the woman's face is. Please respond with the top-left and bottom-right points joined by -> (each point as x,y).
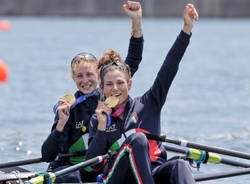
102,70 -> 132,106
73,62 -> 98,94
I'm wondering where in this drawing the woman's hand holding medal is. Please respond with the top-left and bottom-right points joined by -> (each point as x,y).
56,93 -> 76,132
96,96 -> 119,131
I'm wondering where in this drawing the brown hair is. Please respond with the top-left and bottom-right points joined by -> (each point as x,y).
98,48 -> 131,85
98,48 -> 123,69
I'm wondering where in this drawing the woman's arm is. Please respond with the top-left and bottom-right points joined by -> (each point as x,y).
123,1 -> 144,77
41,127 -> 67,162
85,114 -> 110,169
142,4 -> 198,109
86,102 -> 111,161
123,1 -> 142,38
86,115 -> 109,157
182,4 -> 198,35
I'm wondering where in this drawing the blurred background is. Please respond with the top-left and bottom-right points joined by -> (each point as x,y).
0,0 -> 250,184
0,0 -> 250,17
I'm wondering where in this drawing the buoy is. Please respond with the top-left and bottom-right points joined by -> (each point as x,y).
0,60 -> 8,83
0,20 -> 12,31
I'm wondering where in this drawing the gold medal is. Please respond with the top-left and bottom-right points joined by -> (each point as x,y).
105,96 -> 119,108
62,93 -> 76,106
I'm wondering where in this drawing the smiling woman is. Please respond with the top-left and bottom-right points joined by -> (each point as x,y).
40,1 -> 144,183
102,69 -> 131,106
99,59 -> 132,108
86,3 -> 198,184
71,54 -> 99,94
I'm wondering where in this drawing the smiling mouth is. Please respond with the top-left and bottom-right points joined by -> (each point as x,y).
81,83 -> 92,90
111,94 -> 121,98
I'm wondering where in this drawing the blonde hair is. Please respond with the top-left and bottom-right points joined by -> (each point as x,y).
71,53 -> 98,76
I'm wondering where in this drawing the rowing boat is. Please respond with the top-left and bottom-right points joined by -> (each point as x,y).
1,138 -> 250,184
0,167 -> 36,183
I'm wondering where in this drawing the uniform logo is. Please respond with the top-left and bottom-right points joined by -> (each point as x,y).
106,124 -> 117,132
75,121 -> 84,129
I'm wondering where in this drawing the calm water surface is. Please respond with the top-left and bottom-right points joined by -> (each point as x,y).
0,17 -> 250,183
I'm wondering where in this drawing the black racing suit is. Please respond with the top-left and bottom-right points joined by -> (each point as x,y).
87,31 -> 195,184
41,35 -> 144,183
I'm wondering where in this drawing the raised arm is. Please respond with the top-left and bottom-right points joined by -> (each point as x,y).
123,1 -> 142,38
182,3 -> 198,35
123,1 -> 144,76
142,4 -> 198,108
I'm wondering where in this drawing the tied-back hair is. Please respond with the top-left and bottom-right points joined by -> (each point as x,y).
98,49 -> 131,85
98,48 -> 123,69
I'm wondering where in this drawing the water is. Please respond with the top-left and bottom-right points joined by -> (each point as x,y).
0,17 -> 250,183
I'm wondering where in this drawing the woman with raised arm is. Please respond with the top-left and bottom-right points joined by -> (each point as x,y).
86,4 -> 198,184
41,1 -> 144,183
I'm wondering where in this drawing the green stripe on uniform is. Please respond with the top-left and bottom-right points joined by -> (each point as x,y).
103,145 -> 142,184
69,134 -> 93,172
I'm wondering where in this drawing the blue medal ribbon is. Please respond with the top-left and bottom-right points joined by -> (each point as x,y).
106,114 -> 112,128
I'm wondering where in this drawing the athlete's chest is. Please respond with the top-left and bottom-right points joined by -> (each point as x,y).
70,101 -> 97,129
